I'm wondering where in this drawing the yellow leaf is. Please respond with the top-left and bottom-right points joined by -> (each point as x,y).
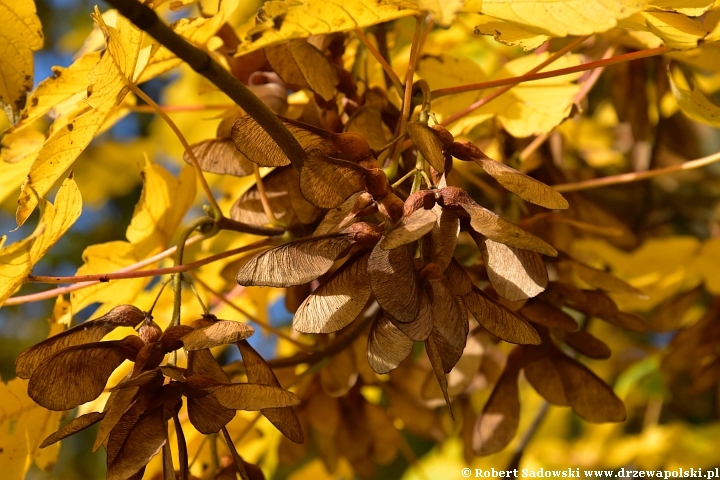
382,0 -> 467,26
648,0 -> 715,16
15,13 -> 142,227
668,67 -> 720,127
0,177 -> 82,305
0,377 -> 63,477
136,0 -> 239,83
480,0 -> 644,37
644,11 -> 708,49
474,17 -> 549,51
14,51 -> 102,131
71,162 -> 196,313
0,0 -> 43,124
0,128 -> 44,204
480,53 -> 582,137
234,0 -> 419,56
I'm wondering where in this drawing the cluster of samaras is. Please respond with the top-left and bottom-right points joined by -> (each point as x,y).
220,112 -> 645,454
16,305 -> 299,479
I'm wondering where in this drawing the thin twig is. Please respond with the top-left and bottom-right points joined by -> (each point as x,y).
253,164 -> 281,226
23,237 -> 277,285
440,36 -> 591,127
505,401 -> 550,471
432,45 -> 670,98
103,0 -> 307,170
554,150 -> 720,192
128,83 -> 221,218
355,27 -> 404,97
129,103 -> 234,113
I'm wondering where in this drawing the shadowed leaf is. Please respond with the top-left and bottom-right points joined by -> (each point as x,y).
299,150 -> 366,208
106,407 -> 167,480
429,206 -> 459,271
473,358 -> 521,455
40,412 -> 105,448
265,40 -> 338,101
380,209 -> 437,250
425,335 -> 451,409
477,237 -> 548,301
564,331 -> 612,359
390,291 -> 434,341
294,253 -> 371,333
520,299 -> 578,331
407,122 -> 446,173
28,337 -> 140,411
236,234 -> 356,287
181,320 -> 255,351
367,312 -> 414,374
463,202 -> 557,256
463,289 -> 541,345
16,304 -> 145,379
185,138 -> 254,176
475,157 -> 568,209
238,340 -> 304,443
368,243 -> 421,323
554,354 -> 626,422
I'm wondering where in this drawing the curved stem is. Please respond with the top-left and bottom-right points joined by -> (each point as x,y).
440,35 -> 591,127
554,150 -> 720,192
128,83 -> 222,219
355,27 -> 404,97
22,237 -> 278,285
432,45 -> 669,99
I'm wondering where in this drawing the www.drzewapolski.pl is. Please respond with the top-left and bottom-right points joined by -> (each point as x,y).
461,468 -> 718,478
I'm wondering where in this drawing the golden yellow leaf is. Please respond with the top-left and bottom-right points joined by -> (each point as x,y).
480,0 -> 643,37
669,67 -> 720,127
14,51 -> 101,131
473,17 -> 549,51
0,377 -> 62,477
0,177 -> 82,306
234,0 -> 419,56
0,0 -> 43,124
648,0 -> 714,16
644,11 -> 708,49
381,0 -> 467,26
474,53 -> 583,137
15,13 -> 142,227
71,163 -> 196,313
0,127 -> 44,204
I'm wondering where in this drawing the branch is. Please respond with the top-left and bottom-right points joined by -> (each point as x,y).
432,46 -> 671,99
103,0 -> 307,170
23,237 -> 277,285
554,150 -> 720,192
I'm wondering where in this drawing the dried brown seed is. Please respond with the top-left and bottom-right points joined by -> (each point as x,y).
520,299 -> 578,331
313,191 -> 370,236
389,290 -> 435,341
474,157 -> 569,210
40,411 -> 106,448
522,348 -> 570,406
605,311 -> 649,333
473,356 -> 521,455
320,347 -> 358,397
443,259 -> 474,297
28,336 -> 142,411
563,331 -> 612,359
236,233 -> 356,287
106,407 -> 167,480
331,131 -> 374,159
181,320 -> 255,351
562,260 -> 647,297
429,206 -> 459,271
425,335 -> 451,409
210,384 -> 301,410
16,304 -> 145,379
187,349 -> 235,434
368,243 -> 421,323
367,312 -> 414,374
238,340 -> 304,443
464,289 -> 540,344
426,273 -> 468,373
293,253 -> 372,333
476,236 -> 548,301
184,138 -> 255,177
380,209 -> 437,250
407,122 -> 446,173
300,149 -> 366,209
566,289 -> 619,319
